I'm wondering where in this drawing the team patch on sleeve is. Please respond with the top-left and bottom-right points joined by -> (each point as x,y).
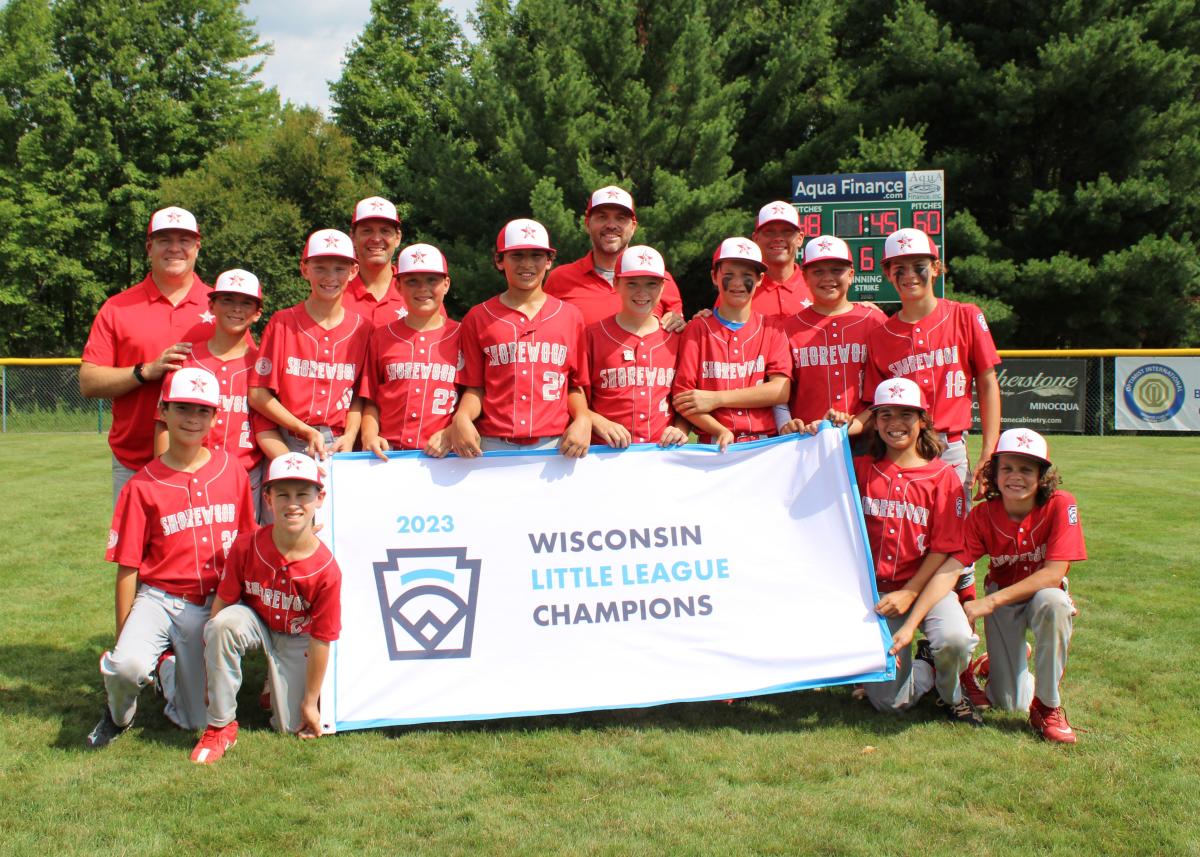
977,312 -> 989,332
107,529 -> 118,550
1068,504 -> 1078,525
254,357 -> 271,376
955,496 -> 965,517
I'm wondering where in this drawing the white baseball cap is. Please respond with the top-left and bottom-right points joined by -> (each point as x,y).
802,235 -> 854,267
161,367 -> 220,408
208,269 -> 262,303
496,218 -> 555,254
871,377 -> 929,411
302,229 -> 358,262
263,452 -> 324,488
993,428 -> 1051,465
711,237 -> 766,271
616,245 -> 666,279
754,201 -> 801,232
396,243 -> 449,276
883,228 -> 939,263
586,185 -> 636,218
351,196 -> 402,227
147,206 -> 200,238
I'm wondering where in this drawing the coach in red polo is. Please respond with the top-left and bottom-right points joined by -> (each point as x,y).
545,186 -> 685,331
80,206 -> 216,500
749,201 -> 814,316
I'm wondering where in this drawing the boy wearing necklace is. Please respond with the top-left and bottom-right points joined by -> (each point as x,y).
672,238 -> 791,451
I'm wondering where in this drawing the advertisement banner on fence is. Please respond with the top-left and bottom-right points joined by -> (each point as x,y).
1115,357 -> 1200,431
971,359 -> 1088,433
317,431 -> 891,732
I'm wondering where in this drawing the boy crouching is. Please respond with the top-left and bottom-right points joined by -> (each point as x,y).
191,453 -> 341,763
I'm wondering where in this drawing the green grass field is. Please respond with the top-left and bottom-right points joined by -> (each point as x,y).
2,433 -> 1198,856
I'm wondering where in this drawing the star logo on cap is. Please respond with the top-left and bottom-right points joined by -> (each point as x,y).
521,226 -> 538,240
200,310 -> 215,324
770,203 -> 790,216
190,377 -> 209,393
737,241 -> 754,255
284,455 -> 303,471
637,250 -> 654,265
888,383 -> 905,399
411,250 -> 427,264
228,274 -> 244,287
324,234 -> 340,248
817,239 -> 833,251
897,236 -> 913,250
395,307 -> 409,319
166,211 -> 181,223
1016,432 -> 1034,449
370,200 -> 385,211
605,189 -> 622,199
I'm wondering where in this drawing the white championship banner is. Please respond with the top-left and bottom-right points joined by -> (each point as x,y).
317,430 -> 892,732
1115,356 -> 1200,431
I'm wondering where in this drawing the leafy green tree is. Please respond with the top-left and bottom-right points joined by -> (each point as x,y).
330,0 -> 465,201
0,0 -> 276,355
158,108 -> 375,323
341,0 -> 750,314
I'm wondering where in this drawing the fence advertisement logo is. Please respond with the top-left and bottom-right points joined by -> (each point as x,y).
972,358 -> 1087,433
1122,363 -> 1185,423
1115,357 -> 1200,431
373,547 -> 481,660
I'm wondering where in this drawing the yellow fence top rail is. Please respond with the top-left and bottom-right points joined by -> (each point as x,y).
3,350 -> 1200,366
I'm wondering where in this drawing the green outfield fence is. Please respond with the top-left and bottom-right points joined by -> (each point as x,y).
1,352 -> 1198,435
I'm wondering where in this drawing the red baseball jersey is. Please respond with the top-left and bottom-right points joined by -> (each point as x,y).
176,341 -> 262,472
458,295 -> 588,440
106,450 -> 256,599
586,316 -> 679,445
217,526 -> 342,641
854,455 -> 968,591
715,266 -> 813,318
82,274 -> 215,470
342,273 -> 448,326
252,304 -> 372,434
863,300 -> 1001,435
672,313 -> 790,442
953,491 -> 1087,589
778,304 -> 887,423
544,252 -> 684,326
358,319 -> 462,449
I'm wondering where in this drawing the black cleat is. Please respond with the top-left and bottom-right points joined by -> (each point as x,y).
939,696 -> 984,728
85,708 -> 131,749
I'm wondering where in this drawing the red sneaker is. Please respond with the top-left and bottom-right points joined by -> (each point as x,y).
960,663 -> 990,709
190,721 -> 239,764
1030,698 -> 1076,744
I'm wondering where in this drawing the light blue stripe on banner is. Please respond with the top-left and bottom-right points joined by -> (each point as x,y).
333,667 -> 894,731
400,568 -> 455,585
829,421 -> 897,680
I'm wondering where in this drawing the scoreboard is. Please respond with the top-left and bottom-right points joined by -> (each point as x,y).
790,170 -> 945,303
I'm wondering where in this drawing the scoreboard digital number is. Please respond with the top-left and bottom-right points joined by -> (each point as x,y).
790,170 -> 945,303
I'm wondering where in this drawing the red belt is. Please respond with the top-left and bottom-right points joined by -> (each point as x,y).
944,432 -> 964,443
497,436 -> 544,446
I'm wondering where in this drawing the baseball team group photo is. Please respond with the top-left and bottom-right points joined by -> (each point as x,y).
3,0 -> 1198,854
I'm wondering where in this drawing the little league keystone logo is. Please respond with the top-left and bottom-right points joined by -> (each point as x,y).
374,547 -> 481,660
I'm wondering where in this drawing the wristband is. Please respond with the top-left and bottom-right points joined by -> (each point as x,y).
132,362 -> 147,384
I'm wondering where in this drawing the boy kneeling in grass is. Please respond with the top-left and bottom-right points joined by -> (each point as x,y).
191,452 -> 341,763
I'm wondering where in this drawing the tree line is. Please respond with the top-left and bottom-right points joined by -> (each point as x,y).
2,0 -> 1197,355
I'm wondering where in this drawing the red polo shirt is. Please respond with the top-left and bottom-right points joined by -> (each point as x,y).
545,252 -> 684,326
82,273 -> 215,470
